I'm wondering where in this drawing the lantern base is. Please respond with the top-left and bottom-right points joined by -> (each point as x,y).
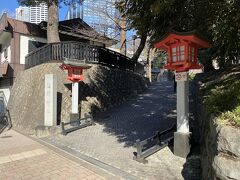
165,63 -> 202,72
174,132 -> 191,158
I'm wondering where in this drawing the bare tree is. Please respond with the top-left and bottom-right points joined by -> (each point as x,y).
78,1 -> 127,55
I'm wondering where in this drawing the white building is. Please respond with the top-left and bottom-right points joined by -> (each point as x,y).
29,3 -> 48,24
15,3 -> 48,24
15,6 -> 30,22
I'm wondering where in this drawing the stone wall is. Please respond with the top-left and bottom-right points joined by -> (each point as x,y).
7,63 -> 148,135
194,77 -> 240,180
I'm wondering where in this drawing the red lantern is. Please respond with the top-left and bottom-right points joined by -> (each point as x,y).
60,60 -> 91,82
154,31 -> 211,72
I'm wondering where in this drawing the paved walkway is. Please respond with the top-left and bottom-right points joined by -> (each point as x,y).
43,81 -> 200,179
0,130 -> 110,180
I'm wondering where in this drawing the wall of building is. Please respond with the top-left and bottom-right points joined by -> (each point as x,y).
15,6 -> 30,22
8,63 -> 148,135
20,35 -> 47,64
0,33 -> 11,63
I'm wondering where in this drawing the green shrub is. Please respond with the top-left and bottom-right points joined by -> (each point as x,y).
219,106 -> 240,127
188,73 -> 196,81
201,68 -> 240,128
206,83 -> 240,113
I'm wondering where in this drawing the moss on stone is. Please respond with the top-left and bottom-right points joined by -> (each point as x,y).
199,65 -> 240,128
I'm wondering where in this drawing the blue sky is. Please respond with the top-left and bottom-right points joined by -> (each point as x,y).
0,0 -> 68,20
0,1 -> 135,40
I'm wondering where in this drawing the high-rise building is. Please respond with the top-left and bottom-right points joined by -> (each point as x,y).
66,1 -> 83,19
15,6 -> 30,22
67,0 -> 119,39
29,3 -> 48,24
15,3 -> 48,24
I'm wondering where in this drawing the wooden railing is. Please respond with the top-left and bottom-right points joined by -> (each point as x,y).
25,41 -> 135,71
25,41 -> 99,69
98,48 -> 135,71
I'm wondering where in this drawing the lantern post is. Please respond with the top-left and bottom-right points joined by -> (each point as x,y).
72,81 -> 79,115
60,59 -> 91,122
154,31 -> 211,158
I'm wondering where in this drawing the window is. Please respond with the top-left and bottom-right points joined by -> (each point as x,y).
188,46 -> 195,62
28,41 -> 46,53
4,47 -> 8,59
172,47 -> 177,62
171,45 -> 185,62
180,46 -> 185,61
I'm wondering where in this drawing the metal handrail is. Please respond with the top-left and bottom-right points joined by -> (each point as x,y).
133,124 -> 176,163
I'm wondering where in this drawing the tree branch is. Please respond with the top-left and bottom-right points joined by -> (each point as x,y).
131,31 -> 148,63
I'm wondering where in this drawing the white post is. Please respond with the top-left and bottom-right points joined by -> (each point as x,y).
174,71 -> 191,158
72,82 -> 79,114
44,74 -> 57,126
177,80 -> 189,132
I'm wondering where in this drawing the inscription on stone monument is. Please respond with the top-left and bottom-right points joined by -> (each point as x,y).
44,74 -> 57,126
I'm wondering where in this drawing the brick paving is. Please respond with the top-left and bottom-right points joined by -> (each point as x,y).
0,130 -> 106,180
44,81 -> 201,180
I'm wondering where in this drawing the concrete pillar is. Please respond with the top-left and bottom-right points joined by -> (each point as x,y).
177,80 -> 189,133
70,82 -> 79,121
44,74 -> 57,126
174,72 -> 191,158
72,82 -> 79,114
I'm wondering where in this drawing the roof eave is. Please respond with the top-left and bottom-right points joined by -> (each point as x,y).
154,31 -> 211,49
39,20 -> 117,46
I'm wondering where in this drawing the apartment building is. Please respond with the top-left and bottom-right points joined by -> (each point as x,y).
15,3 -> 48,24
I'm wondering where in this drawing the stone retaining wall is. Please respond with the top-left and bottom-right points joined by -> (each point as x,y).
7,63 -> 148,135
194,78 -> 240,180
200,115 -> 240,180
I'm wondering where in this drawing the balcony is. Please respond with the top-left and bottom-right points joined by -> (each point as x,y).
25,41 -> 135,71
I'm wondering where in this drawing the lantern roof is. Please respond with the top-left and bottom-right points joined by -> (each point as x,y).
60,58 -> 91,70
154,31 -> 211,50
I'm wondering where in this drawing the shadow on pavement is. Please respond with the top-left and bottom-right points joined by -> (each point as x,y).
96,81 -> 177,147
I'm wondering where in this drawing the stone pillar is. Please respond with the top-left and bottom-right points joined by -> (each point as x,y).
70,82 -> 79,121
44,74 -> 57,126
174,72 -> 191,158
177,80 -> 189,132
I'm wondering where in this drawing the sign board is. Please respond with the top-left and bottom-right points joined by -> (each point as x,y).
44,74 -> 57,126
175,72 -> 188,82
